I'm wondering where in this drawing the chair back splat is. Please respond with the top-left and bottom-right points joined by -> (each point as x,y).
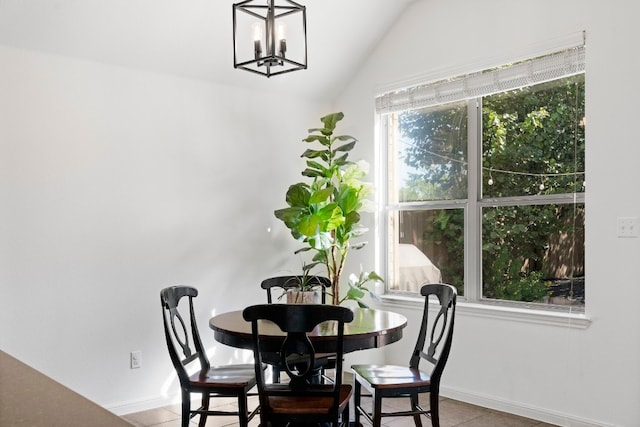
412,283 -> 457,375
243,303 -> 354,427
351,283 -> 457,427
162,286 -> 208,381
161,286 -> 259,427
260,275 -> 336,384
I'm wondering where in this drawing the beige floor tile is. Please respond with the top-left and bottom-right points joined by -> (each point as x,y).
121,407 -> 181,426
456,410 -> 545,427
436,398 -> 490,427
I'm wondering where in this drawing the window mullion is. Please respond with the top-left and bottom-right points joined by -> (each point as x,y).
465,98 -> 481,301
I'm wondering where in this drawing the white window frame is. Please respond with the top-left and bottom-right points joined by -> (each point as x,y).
375,36 -> 590,328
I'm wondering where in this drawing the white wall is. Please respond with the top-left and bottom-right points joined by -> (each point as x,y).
0,45 -> 329,412
337,0 -> 640,426
2,1 -> 640,425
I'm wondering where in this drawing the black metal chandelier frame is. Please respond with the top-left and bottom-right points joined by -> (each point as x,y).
233,0 -> 307,77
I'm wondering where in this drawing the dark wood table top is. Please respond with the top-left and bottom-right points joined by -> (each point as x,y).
209,307 -> 408,354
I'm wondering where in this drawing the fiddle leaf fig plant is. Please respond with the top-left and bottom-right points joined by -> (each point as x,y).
274,112 -> 381,306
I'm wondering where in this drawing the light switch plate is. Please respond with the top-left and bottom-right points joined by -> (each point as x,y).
130,351 -> 142,369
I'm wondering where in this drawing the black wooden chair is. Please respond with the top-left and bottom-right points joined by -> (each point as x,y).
243,303 -> 354,427
261,275 -> 332,304
261,275 -> 337,384
351,283 -> 457,427
160,285 -> 260,427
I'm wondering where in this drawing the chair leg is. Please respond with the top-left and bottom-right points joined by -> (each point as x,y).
197,394 -> 210,427
181,390 -> 191,427
410,393 -> 423,427
353,379 -> 361,426
342,400 -> 350,427
429,389 -> 440,427
237,391 -> 250,427
372,392 -> 383,427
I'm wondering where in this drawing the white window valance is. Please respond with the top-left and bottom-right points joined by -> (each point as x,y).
376,43 -> 585,115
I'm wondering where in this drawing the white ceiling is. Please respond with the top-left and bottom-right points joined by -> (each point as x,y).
0,0 -> 417,101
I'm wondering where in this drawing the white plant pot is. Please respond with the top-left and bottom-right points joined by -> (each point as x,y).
286,290 -> 321,304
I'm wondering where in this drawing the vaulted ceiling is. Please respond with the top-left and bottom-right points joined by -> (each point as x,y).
0,0 -> 417,101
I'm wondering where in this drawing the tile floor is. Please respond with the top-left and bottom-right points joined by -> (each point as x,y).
122,394 -> 558,427
123,370 -> 558,427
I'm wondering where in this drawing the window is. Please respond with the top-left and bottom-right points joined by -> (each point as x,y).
379,45 -> 585,311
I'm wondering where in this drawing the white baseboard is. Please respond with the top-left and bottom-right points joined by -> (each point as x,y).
441,386 -> 613,427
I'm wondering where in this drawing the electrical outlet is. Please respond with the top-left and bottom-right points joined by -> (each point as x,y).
617,217 -> 639,238
130,351 -> 142,369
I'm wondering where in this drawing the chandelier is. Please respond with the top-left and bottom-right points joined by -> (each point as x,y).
232,0 -> 307,77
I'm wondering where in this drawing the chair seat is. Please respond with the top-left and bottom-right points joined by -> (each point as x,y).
190,364 -> 257,388
352,364 -> 432,389
267,384 -> 353,415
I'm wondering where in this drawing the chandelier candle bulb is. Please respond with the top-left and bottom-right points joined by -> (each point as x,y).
279,39 -> 287,57
277,22 -> 287,56
252,22 -> 263,59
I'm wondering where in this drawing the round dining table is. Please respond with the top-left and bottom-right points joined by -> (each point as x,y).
209,306 -> 408,354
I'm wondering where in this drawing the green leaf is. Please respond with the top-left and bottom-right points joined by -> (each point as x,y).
312,250 -> 328,263
345,210 -> 361,226
310,177 -> 331,191
350,241 -> 366,250
309,231 -> 333,250
367,271 -> 384,282
305,160 -> 327,174
285,184 -> 310,207
289,229 -> 303,240
335,134 -> 357,142
341,161 -> 367,184
274,207 -> 304,226
333,140 -> 356,152
298,215 -> 322,237
336,186 -> 359,214
320,112 -> 344,132
302,261 -> 322,273
302,169 -> 325,178
301,148 -> 328,159
345,286 -> 365,300
309,186 -> 334,204
315,203 -> 345,230
303,134 -> 330,146
333,153 -> 349,166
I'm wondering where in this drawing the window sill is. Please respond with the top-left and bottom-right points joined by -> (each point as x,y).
378,294 -> 591,329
